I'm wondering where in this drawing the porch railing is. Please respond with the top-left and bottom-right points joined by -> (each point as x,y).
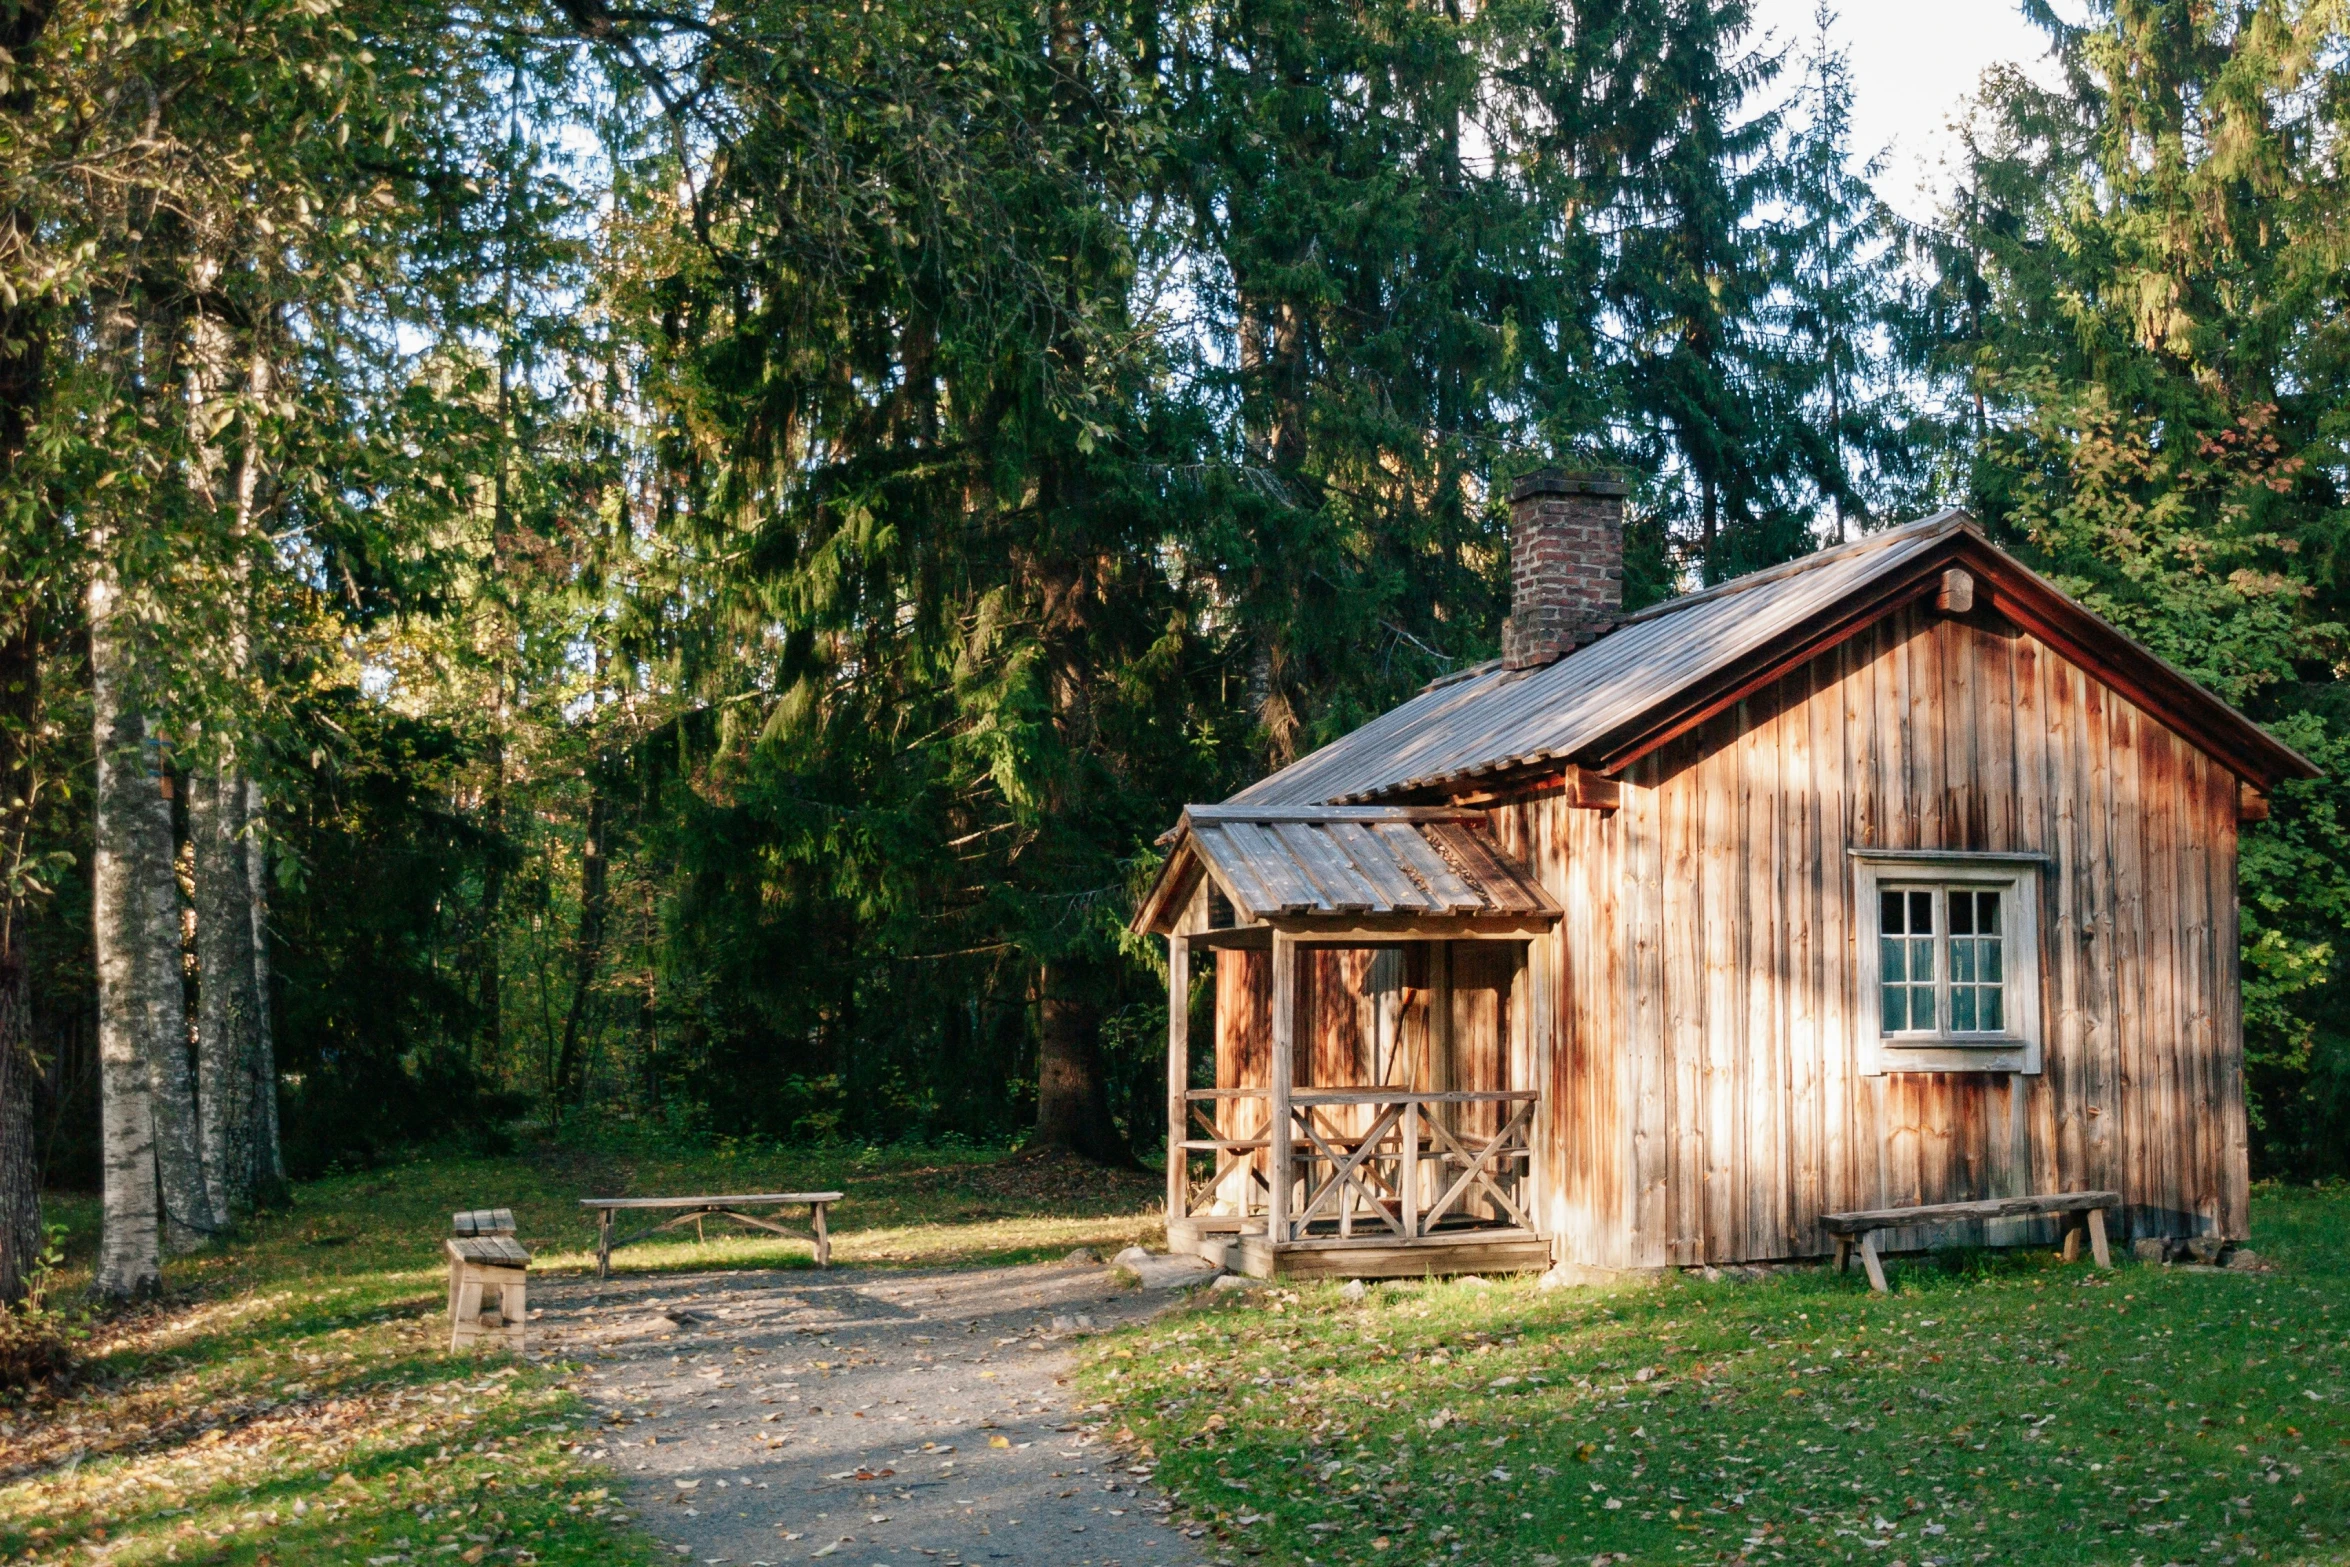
1177,1087 -> 1536,1246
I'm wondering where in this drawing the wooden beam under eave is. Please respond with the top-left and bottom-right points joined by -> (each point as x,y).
2240,782 -> 2271,822
1264,914 -> 1557,942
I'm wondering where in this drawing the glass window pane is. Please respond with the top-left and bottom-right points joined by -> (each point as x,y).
1952,941 -> 1975,983
1881,890 -> 1904,934
1909,936 -> 1935,980
1881,936 -> 1905,982
1952,987 -> 1977,1031
1882,986 -> 1907,1033
1979,891 -> 2002,934
1982,990 -> 2003,1031
1949,891 -> 1973,935
1910,988 -> 1934,1031
1983,941 -> 2003,982
1909,890 -> 1934,932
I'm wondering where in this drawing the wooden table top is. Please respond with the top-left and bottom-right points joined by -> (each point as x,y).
578,1193 -> 843,1210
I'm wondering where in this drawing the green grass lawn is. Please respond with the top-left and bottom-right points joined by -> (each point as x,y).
1085,1185 -> 2350,1567
3,1142 -> 1166,1565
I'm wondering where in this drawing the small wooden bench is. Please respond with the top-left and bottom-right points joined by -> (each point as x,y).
1821,1190 -> 2120,1293
446,1209 -> 530,1351
579,1192 -> 843,1280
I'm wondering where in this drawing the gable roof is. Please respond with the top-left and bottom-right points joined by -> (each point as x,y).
1230,511 -> 2318,807
1130,806 -> 1559,936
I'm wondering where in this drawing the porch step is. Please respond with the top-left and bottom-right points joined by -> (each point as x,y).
1236,1231 -> 1552,1281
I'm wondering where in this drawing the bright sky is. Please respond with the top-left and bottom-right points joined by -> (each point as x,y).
1746,0 -> 2073,220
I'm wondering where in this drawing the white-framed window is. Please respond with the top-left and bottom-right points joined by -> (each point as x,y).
1851,851 -> 2044,1075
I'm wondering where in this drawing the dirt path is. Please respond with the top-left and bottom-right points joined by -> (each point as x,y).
532,1258 -> 1207,1567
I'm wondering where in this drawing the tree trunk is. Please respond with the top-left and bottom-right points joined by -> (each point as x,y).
90,550 -> 165,1299
0,617 -> 40,1304
191,759 -> 258,1221
0,0 -> 57,1308
244,773 -> 285,1204
553,782 -> 609,1114
1034,960 -> 1125,1164
142,749 -> 210,1252
476,720 -> 505,1060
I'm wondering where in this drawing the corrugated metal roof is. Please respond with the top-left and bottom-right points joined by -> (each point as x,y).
1178,806 -> 1558,922
1231,513 -> 1973,806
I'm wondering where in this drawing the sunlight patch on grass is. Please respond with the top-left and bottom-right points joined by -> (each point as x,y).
9,1143 -> 1167,1565
1085,1186 -> 2350,1567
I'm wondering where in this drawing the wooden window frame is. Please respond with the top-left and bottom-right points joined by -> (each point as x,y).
1851,851 -> 2044,1076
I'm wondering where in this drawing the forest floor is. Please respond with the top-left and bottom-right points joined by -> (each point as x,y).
7,1157 -> 2348,1567
1089,1184 -> 2350,1567
2,1143 -> 1169,1565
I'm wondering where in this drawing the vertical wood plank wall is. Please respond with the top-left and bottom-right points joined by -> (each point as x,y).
1494,604 -> 2246,1267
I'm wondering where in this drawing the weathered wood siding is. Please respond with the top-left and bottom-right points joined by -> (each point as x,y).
1496,603 -> 2247,1267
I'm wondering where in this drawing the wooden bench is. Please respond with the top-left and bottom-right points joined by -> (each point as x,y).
579,1192 -> 843,1280
1821,1190 -> 2120,1293
446,1209 -> 530,1351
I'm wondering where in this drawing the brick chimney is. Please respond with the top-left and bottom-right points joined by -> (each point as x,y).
1501,470 -> 1627,670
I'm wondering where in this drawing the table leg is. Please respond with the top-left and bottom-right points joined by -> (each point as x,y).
2062,1219 -> 2083,1263
1832,1236 -> 1851,1275
813,1202 -> 830,1267
598,1209 -> 613,1281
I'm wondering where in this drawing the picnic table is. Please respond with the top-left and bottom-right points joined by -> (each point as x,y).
1821,1189 -> 2119,1292
579,1191 -> 843,1280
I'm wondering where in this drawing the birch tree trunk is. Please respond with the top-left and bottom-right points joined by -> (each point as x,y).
191,760 -> 256,1221
89,546 -> 165,1299
245,772 -> 285,1203
190,326 -> 272,1222
142,755 -> 210,1252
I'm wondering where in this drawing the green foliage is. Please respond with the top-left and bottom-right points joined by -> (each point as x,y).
1918,0 -> 2350,1176
18,0 -> 2344,1183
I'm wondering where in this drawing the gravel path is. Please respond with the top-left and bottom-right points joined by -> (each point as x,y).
532,1259 -> 1208,1567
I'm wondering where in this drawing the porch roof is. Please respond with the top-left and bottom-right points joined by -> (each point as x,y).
1131,805 -> 1559,934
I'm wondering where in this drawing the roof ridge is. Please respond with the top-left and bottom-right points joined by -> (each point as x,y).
1604,509 -> 1971,633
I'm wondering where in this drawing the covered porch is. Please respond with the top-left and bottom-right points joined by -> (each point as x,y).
1133,806 -> 1560,1280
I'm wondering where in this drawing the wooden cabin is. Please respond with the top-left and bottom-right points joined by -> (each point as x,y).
1132,478 -> 2318,1280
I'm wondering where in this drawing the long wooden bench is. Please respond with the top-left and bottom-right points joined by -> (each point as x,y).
1821,1190 -> 2121,1293
580,1192 -> 842,1280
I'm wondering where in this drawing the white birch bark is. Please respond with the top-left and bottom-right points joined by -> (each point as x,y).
142,734 -> 211,1254
246,771 -> 285,1198
89,543 -> 163,1299
191,759 -> 255,1222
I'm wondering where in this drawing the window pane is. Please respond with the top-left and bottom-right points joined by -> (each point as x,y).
1908,936 -> 1935,981
1978,891 -> 2001,934
1983,941 -> 2003,983
1909,890 -> 1934,933
1909,987 -> 1934,1031
1949,891 -> 1973,935
1882,986 -> 1907,1032
1881,890 -> 1905,934
1951,987 -> 1977,1031
1981,989 -> 2004,1031
1881,936 -> 1906,983
1951,941 -> 1974,983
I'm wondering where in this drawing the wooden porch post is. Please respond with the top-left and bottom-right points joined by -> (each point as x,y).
1165,934 -> 1190,1225
1268,930 -> 1297,1247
